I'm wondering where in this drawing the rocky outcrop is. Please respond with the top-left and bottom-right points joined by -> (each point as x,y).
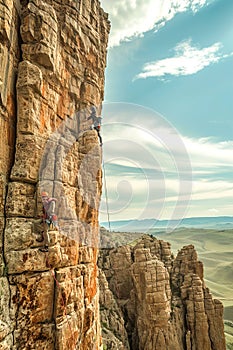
0,0 -> 110,349
99,235 -> 226,350
99,268 -> 130,350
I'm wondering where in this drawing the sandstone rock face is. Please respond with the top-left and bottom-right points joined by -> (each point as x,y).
99,235 -> 226,350
0,0 -> 110,349
99,267 -> 130,350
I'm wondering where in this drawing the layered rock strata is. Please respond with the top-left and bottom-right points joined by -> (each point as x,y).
0,0 -> 110,349
99,235 -> 226,350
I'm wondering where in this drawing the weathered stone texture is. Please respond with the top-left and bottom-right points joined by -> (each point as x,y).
0,1 -> 21,348
99,267 -> 130,350
99,236 -> 226,350
0,0 -> 20,215
0,0 -> 110,348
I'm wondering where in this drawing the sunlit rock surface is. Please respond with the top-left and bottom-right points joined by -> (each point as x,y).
99,235 -> 226,350
0,0 -> 110,348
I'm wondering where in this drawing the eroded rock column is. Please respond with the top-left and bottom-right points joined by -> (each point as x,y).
99,236 -> 226,350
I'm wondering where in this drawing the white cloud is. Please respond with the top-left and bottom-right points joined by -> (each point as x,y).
100,104 -> 233,221
101,126 -> 233,220
208,208 -> 219,214
100,0 -> 210,46
135,39 -> 232,79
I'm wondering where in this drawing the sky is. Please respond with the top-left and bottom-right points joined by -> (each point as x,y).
99,0 -> 233,224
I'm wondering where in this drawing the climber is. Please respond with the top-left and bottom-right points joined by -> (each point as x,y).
38,191 -> 59,252
88,106 -> 103,146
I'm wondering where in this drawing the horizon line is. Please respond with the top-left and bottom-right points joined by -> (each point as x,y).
100,215 -> 233,223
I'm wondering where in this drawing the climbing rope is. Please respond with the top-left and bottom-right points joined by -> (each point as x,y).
102,152 -> 111,232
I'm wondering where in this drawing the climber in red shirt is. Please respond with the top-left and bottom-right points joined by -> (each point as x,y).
38,191 -> 59,252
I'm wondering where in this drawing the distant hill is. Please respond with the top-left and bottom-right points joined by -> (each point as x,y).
101,216 -> 233,232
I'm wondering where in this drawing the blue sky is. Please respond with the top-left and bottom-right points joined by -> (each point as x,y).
99,0 -> 233,223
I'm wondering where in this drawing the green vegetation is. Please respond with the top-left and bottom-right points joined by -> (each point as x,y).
225,322 -> 233,349
224,323 -> 233,350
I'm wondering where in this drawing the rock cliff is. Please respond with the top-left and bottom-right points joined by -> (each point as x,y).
0,0 -> 110,349
99,235 -> 226,350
